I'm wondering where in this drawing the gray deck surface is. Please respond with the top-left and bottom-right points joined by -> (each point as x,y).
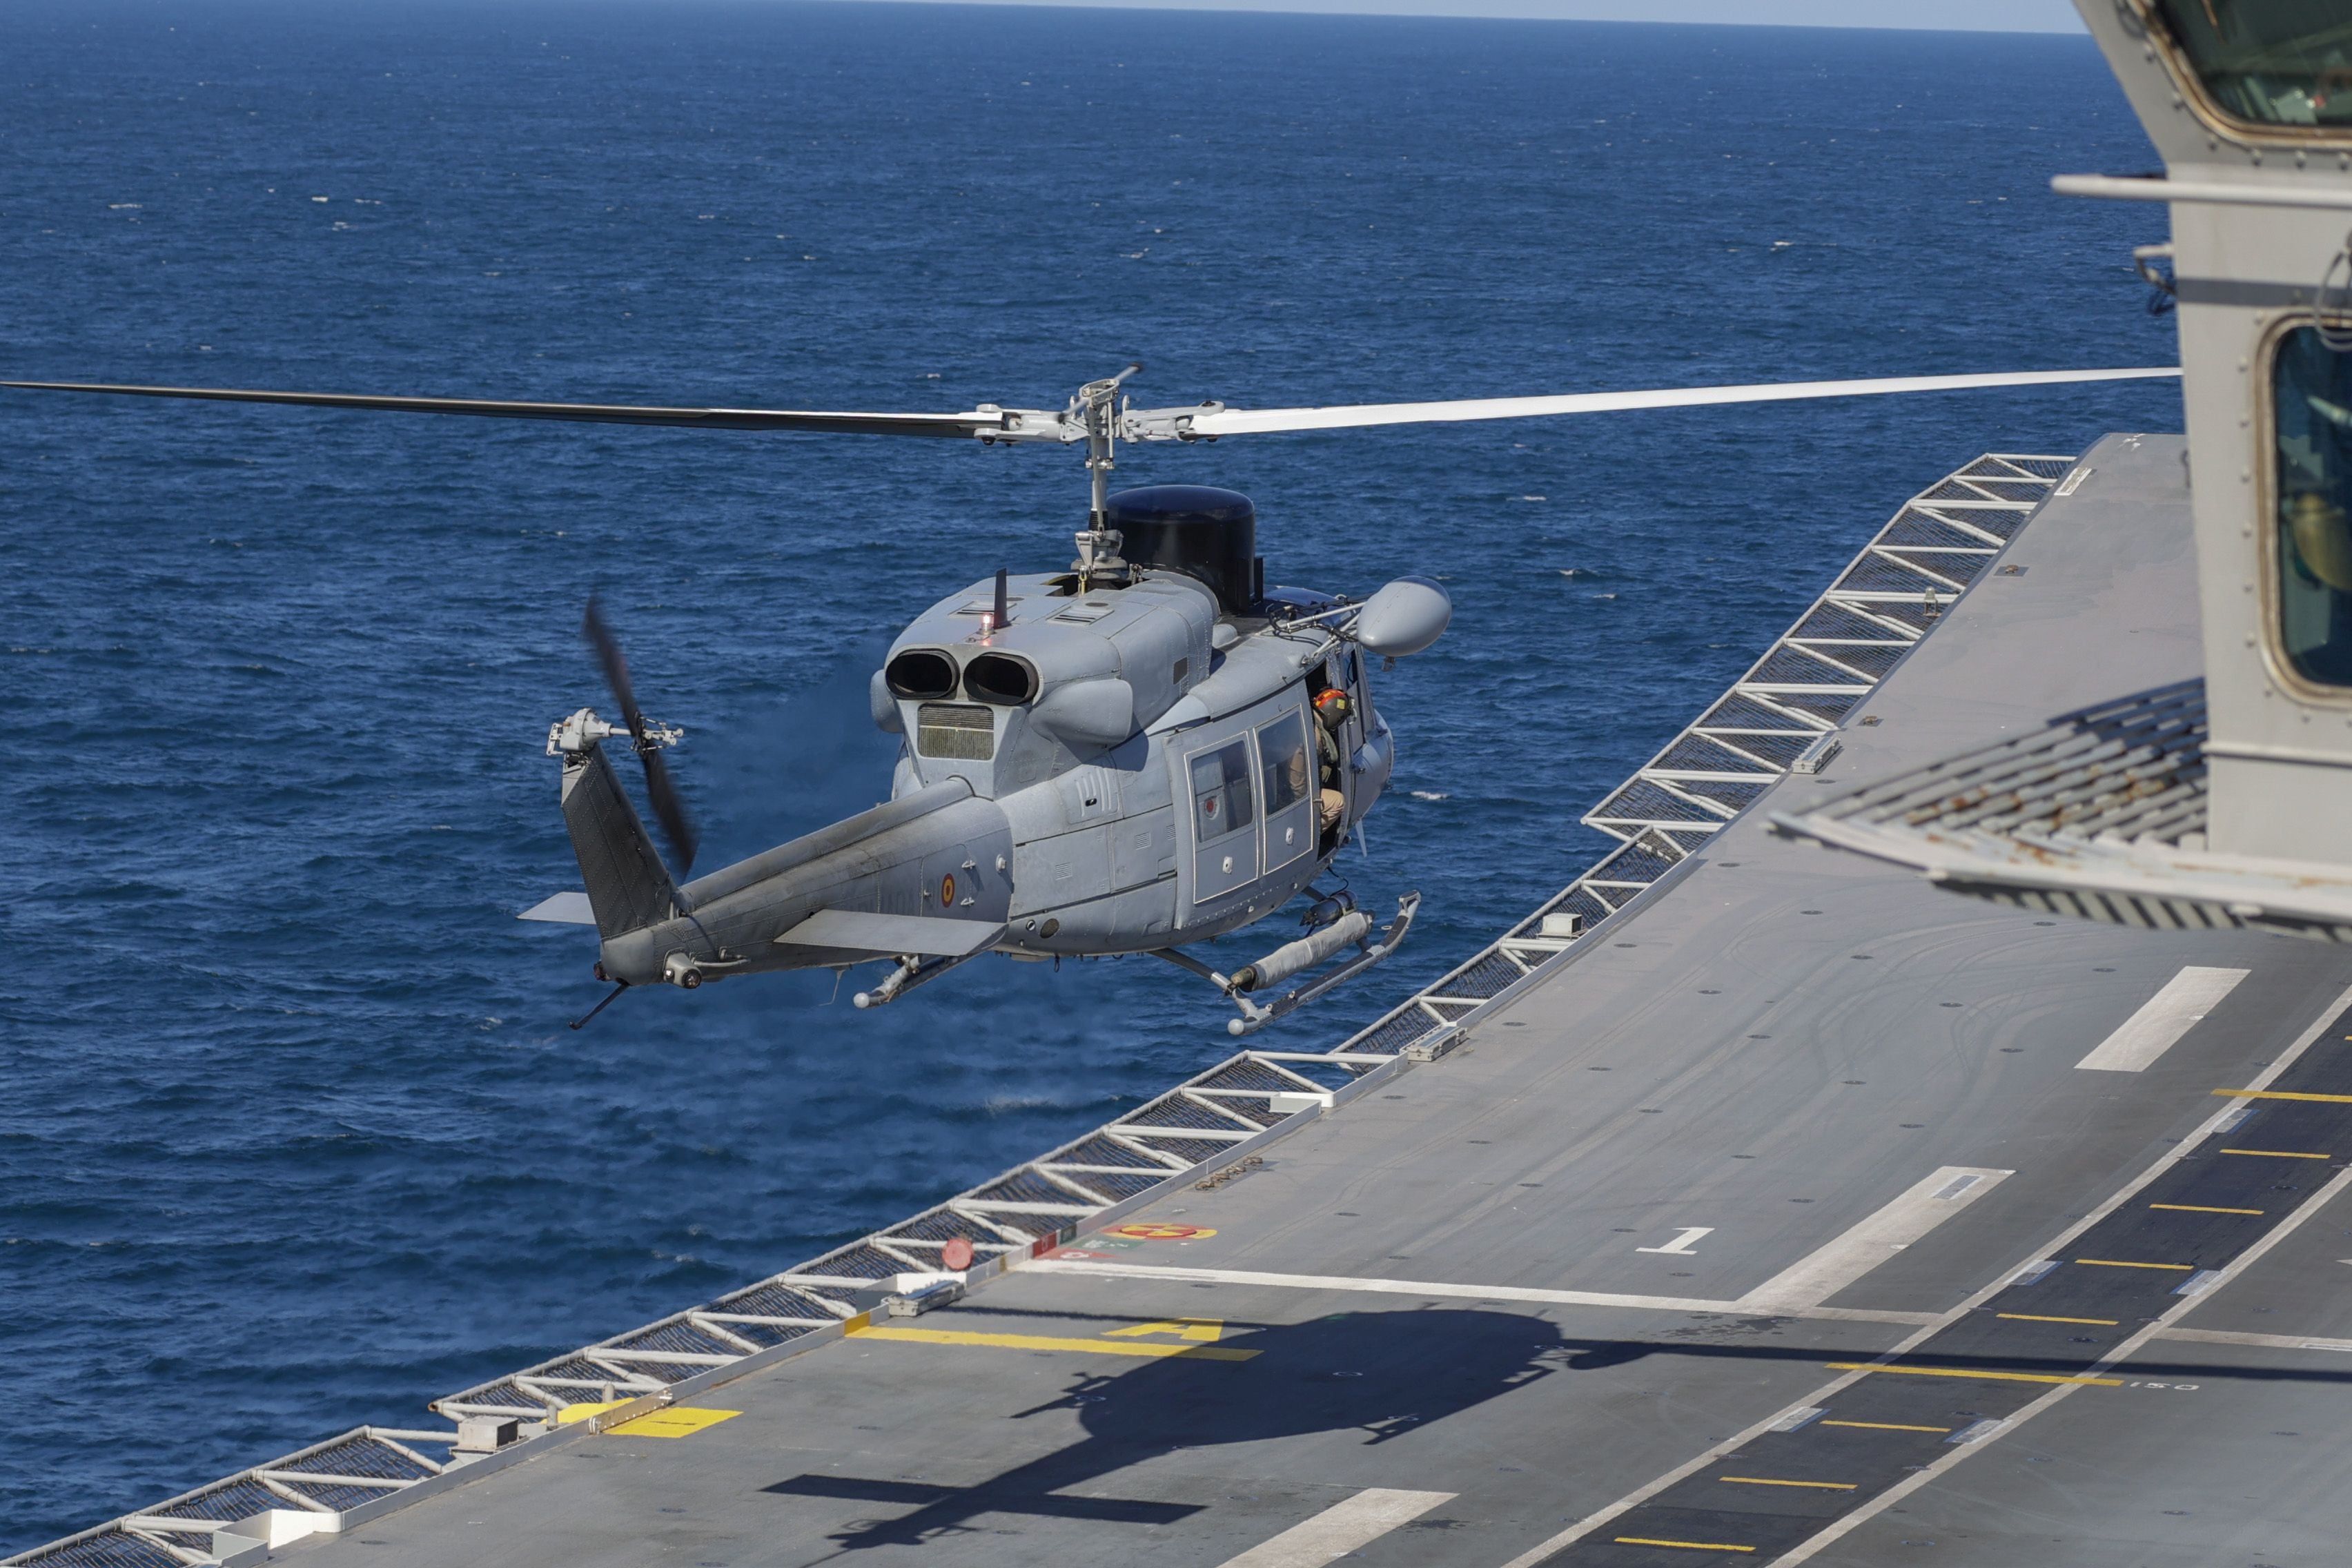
294,434 -> 2352,1566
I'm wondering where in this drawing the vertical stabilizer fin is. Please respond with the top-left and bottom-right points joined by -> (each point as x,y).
560,744 -> 678,938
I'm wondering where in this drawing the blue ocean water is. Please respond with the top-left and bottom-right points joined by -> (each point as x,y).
0,1 -> 2177,1547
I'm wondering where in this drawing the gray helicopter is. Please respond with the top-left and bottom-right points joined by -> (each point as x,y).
4,359 -> 2174,1030
525,367 -> 1457,1035
542,471 -> 1451,1035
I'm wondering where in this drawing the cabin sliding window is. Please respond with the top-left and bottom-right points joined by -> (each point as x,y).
2148,1 -> 2352,129
1258,714 -> 1310,816
2272,326 -> 2352,687
1190,739 -> 1255,843
916,703 -> 995,760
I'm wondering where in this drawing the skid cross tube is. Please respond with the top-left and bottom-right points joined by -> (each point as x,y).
1156,892 -> 1420,1036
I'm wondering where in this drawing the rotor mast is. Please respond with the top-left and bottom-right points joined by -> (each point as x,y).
1072,361 -> 1141,592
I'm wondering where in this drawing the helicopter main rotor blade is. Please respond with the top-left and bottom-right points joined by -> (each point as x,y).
0,380 -> 1019,439
582,596 -> 699,876
1146,366 -> 2180,438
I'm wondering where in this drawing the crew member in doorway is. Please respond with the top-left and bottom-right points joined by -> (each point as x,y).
1313,686 -> 1351,833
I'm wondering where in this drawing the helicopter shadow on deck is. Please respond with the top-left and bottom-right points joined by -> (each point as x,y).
760,1306 -> 1569,1556
757,1302 -> 2352,1558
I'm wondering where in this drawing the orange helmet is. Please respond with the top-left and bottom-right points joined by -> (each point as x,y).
1314,687 -> 1351,727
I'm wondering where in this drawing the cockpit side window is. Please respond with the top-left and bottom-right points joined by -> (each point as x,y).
2271,324 -> 2352,687
2148,1 -> 2352,130
1189,739 -> 1256,843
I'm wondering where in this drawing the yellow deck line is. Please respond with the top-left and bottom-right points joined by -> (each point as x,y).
847,1324 -> 1259,1362
2150,1202 -> 2264,1215
2074,1257 -> 2192,1270
1826,1362 -> 2121,1386
1718,1476 -> 1856,1491
2214,1089 -> 2352,1104
2220,1148 -> 2333,1159
1997,1313 -> 2118,1325
1614,1538 -> 1755,1554
1818,1420 -> 1950,1433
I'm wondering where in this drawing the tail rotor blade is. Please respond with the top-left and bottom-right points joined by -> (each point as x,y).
582,595 -> 640,726
638,745 -> 700,876
580,595 -> 698,874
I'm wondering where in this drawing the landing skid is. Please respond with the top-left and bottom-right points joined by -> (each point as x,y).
1156,892 -> 1420,1037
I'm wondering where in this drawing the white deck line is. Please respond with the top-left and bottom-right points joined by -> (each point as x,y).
1017,1257 -> 1938,1326
2075,965 -> 2249,1071
1736,1166 -> 2013,1312
2154,1326 -> 2352,1354
1213,1488 -> 1456,1568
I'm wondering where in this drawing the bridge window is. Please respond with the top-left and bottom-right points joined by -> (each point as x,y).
2149,1 -> 2352,129
916,703 -> 995,760
2273,325 -> 2352,687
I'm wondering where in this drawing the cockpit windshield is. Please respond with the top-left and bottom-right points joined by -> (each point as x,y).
2150,0 -> 2352,129
2271,325 -> 2352,686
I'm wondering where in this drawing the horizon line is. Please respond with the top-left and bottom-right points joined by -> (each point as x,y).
801,0 -> 2090,35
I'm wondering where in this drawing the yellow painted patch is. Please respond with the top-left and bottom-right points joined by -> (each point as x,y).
607,1407 -> 741,1439
2214,1088 -> 2352,1104
1718,1476 -> 1856,1491
1104,1222 -> 1218,1241
1819,1420 -> 1949,1433
2221,1148 -> 2332,1159
1102,1317 -> 1223,1342
2074,1257 -> 2192,1271
848,1324 -> 1257,1362
1997,1313 -> 2118,1326
2150,1203 -> 2264,1216
1614,1538 -> 1755,1553
1827,1363 -> 2119,1387
556,1400 -> 634,1426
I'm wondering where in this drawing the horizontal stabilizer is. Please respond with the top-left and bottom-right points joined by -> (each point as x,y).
519,890 -> 598,925
774,909 -> 1004,957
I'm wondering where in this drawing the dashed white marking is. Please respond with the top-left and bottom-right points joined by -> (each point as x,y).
1215,1487 -> 1456,1568
1736,1166 -> 2012,1312
2074,966 -> 2249,1072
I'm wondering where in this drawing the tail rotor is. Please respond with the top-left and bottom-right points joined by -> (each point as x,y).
582,595 -> 699,876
